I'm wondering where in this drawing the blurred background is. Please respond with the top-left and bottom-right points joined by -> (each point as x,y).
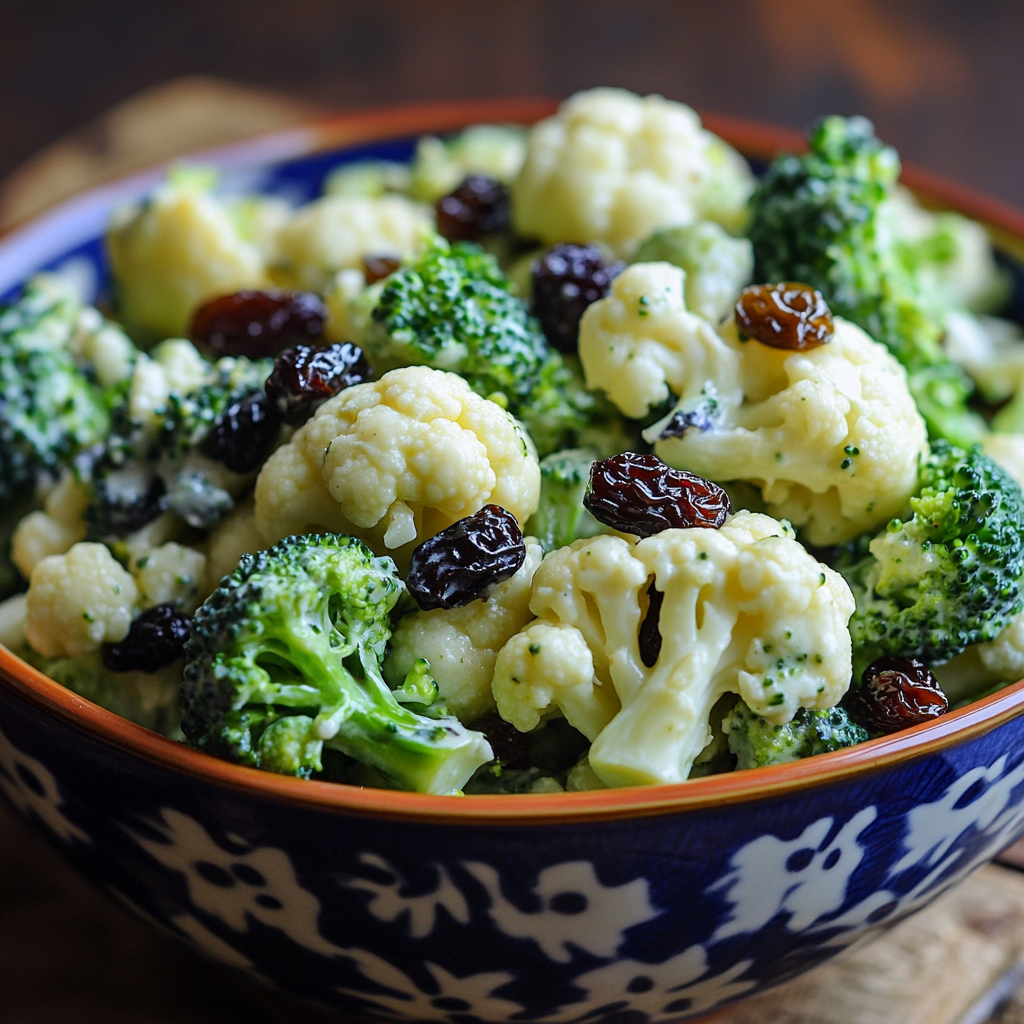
1,0 -> 1023,206
3,1 -> 1024,1021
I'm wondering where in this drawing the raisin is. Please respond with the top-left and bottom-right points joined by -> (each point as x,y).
471,712 -> 532,769
407,505 -> 526,611
735,283 -> 834,351
584,452 -> 731,537
265,343 -> 372,425
85,472 -> 168,539
856,656 -> 948,734
102,604 -> 191,673
435,175 -> 510,242
190,289 -> 326,359
362,254 -> 401,285
657,407 -> 714,441
638,582 -> 664,668
201,393 -> 281,473
532,243 -> 624,352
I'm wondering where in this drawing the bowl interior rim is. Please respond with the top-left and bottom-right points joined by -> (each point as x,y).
3,96 -> 1024,826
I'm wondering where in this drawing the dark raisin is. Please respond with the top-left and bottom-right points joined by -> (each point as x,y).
856,656 -> 948,734
190,289 -> 326,359
264,343 -> 372,425
102,604 -> 191,673
532,243 -> 624,352
735,283 -> 834,351
362,254 -> 401,285
85,472 -> 168,539
638,582 -> 664,668
407,505 -> 526,611
435,175 -> 510,242
657,407 -> 715,440
471,712 -> 532,769
201,394 -> 281,474
584,452 -> 731,538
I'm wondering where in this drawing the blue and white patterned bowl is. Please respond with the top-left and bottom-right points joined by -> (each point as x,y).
4,100 -> 1024,1022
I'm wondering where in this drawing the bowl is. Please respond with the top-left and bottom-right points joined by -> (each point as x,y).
4,98 -> 1024,1023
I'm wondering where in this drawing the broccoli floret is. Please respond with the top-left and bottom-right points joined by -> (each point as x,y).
525,448 -> 605,553
180,533 -> 492,794
83,353 -> 272,537
363,237 -> 599,455
0,281 -> 109,508
747,115 -> 985,447
722,698 -> 868,769
836,441 -> 1024,673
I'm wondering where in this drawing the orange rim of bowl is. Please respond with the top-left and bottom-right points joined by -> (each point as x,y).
3,97 -> 1024,827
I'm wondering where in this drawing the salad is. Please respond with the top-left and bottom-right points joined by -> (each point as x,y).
2,87 -> 1024,796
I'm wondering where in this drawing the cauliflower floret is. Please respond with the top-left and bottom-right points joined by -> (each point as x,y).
107,176 -> 267,339
512,88 -> 754,257
324,268 -> 372,343
496,511 -> 854,786
272,194 -> 431,292
982,433 -> 1024,489
0,593 -> 28,650
202,495 -> 263,598
68,306 -> 136,388
630,298 -> 928,546
579,262 -> 742,419
130,542 -> 207,612
255,366 -> 540,553
632,222 -> 754,325
10,471 -> 91,577
408,125 -> 528,202
26,542 -> 138,658
151,337 -> 209,393
492,621 -> 619,739
385,538 -> 543,723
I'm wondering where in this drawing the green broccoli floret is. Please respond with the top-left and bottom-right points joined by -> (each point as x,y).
525,448 -> 605,553
747,115 -> 985,447
362,237 -> 599,455
180,533 -> 492,794
0,280 -> 109,508
83,354 -> 272,537
836,441 -> 1024,674
722,698 -> 868,769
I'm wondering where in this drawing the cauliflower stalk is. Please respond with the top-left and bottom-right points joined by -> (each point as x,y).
385,538 -> 543,724
493,511 -> 855,786
255,365 -> 540,554
512,88 -> 754,257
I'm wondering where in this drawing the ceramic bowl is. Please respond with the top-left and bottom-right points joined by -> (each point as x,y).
4,99 -> 1024,1023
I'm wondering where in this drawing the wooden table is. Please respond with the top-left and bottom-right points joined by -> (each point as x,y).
5,77 -> 1024,1024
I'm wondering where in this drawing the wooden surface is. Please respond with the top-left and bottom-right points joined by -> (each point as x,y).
6,74 -> 1024,1023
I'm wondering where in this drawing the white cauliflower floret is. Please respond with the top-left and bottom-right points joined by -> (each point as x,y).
272,194 -> 431,292
639,308 -> 928,546
26,542 -> 139,658
10,471 -> 91,577
324,268 -> 372,343
492,621 -> 619,740
633,222 -> 753,325
982,433 -> 1024,489
0,594 -> 28,651
68,306 -> 136,387
579,262 -> 742,419
409,125 -> 528,202
107,175 -> 267,338
385,539 -> 543,723
512,88 -> 754,257
255,366 -> 540,554
497,511 -> 854,786
130,542 -> 207,612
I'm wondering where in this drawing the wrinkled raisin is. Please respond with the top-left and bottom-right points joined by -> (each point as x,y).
435,175 -> 510,242
362,254 -> 401,285
856,656 -> 948,734
471,712 -> 532,769
639,582 -> 664,668
201,394 -> 281,474
407,505 -> 526,611
532,243 -> 624,352
102,604 -> 191,673
735,282 -> 834,351
584,452 -> 731,537
190,289 -> 326,359
265,343 -> 372,425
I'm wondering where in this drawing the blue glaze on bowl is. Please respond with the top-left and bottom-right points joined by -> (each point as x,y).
3,114 -> 1024,1022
